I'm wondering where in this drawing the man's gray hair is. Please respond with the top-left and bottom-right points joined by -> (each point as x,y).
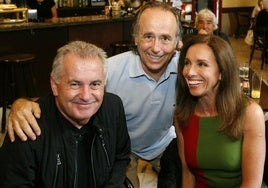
195,8 -> 218,30
51,41 -> 107,84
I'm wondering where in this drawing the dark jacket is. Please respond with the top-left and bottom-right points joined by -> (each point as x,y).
255,9 -> 268,45
158,138 -> 182,188
0,93 -> 130,188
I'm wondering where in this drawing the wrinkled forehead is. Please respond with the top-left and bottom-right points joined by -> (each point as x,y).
139,8 -> 178,31
198,16 -> 214,22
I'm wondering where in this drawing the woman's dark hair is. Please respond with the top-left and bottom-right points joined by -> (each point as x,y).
176,35 -> 246,139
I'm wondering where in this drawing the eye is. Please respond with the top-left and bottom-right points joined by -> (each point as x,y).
184,59 -> 190,66
207,21 -> 213,25
143,34 -> 154,42
69,81 -> 81,89
160,36 -> 172,44
197,61 -> 208,67
89,81 -> 102,90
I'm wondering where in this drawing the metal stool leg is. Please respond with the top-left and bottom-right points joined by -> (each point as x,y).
1,63 -> 9,133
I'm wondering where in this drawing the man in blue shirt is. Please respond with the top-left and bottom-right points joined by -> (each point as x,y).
6,2 -> 182,187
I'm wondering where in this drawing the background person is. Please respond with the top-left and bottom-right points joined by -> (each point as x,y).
183,8 -> 231,45
175,35 -> 266,187
6,2 -> 182,187
245,0 -> 264,45
255,0 -> 268,49
252,0 -> 264,19
27,0 -> 57,21
0,41 -> 131,187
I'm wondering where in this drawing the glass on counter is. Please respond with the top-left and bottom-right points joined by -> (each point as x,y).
239,62 -> 250,96
251,72 -> 262,99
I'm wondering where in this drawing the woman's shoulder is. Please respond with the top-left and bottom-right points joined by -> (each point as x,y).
245,100 -> 263,116
244,100 -> 265,130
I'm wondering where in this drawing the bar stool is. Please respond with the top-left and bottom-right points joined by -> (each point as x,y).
0,53 -> 38,133
110,41 -> 136,55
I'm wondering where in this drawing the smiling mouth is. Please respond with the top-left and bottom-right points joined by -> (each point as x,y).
188,80 -> 204,86
73,100 -> 96,105
146,52 -> 162,60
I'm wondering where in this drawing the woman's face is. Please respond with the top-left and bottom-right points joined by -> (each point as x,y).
182,43 -> 221,99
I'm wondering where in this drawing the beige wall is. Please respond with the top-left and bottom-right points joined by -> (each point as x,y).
221,0 -> 256,36
222,0 -> 255,8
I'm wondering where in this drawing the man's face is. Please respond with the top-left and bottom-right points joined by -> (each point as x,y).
50,52 -> 105,128
196,17 -> 215,35
135,8 -> 178,81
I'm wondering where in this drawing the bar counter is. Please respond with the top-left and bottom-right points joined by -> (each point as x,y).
0,15 -> 134,31
0,15 -> 134,96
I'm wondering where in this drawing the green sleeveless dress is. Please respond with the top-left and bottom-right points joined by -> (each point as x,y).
182,114 -> 267,188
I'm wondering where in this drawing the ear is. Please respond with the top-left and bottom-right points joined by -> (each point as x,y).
50,77 -> 59,96
219,73 -> 222,81
134,36 -> 138,46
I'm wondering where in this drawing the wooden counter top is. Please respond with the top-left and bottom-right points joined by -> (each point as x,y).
0,15 -> 134,32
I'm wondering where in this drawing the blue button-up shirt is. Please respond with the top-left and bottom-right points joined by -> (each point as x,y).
106,51 -> 179,160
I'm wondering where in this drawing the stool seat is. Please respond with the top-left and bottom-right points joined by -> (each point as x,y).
0,53 -> 36,63
0,53 -> 38,133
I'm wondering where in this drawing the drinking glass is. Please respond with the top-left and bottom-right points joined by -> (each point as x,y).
239,62 -> 249,80
251,72 -> 262,99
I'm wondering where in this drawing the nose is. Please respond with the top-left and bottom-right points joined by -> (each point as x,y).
151,38 -> 161,52
203,22 -> 209,28
79,85 -> 92,101
185,64 -> 197,77
198,22 -> 206,29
